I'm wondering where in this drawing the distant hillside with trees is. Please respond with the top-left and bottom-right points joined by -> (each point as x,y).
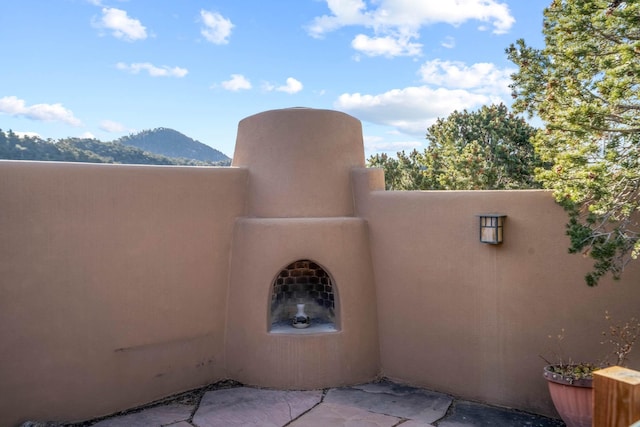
0,128 -> 231,166
117,128 -> 230,163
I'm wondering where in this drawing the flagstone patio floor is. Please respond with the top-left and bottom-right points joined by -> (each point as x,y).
25,379 -> 565,427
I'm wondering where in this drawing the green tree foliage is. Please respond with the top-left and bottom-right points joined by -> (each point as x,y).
367,104 -> 543,191
422,104 -> 542,190
507,0 -> 640,286
367,150 -> 427,190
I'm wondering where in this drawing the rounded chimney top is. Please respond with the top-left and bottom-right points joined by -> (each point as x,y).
232,108 -> 365,218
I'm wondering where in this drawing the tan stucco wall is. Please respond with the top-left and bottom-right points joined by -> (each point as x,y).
3,109 -> 640,424
364,189 -> 640,417
0,161 -> 247,425
225,217 -> 380,389
225,109 -> 380,390
232,108 -> 365,218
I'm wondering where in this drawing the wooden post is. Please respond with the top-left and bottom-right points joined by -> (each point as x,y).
593,366 -> 640,427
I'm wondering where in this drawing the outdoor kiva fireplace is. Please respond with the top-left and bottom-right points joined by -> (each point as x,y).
224,107 -> 381,390
270,259 -> 338,333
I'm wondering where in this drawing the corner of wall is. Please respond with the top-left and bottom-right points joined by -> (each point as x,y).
351,167 -> 385,218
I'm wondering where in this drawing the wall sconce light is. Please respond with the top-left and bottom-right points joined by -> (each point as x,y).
477,214 -> 506,244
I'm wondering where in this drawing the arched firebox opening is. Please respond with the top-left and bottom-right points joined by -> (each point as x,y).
269,259 -> 339,333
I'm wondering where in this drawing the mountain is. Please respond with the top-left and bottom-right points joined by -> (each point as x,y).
0,129 -> 229,166
117,128 -> 230,164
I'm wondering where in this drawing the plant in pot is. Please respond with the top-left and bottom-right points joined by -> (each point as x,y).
541,312 -> 640,427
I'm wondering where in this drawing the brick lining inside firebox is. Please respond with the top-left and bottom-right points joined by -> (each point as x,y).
270,259 -> 337,332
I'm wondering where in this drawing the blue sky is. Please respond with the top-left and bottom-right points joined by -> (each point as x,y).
0,0 -> 549,159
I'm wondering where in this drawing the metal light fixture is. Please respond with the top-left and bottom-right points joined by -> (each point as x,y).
477,214 -> 506,244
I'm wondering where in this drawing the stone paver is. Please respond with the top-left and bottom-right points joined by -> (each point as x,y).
90,403 -> 194,427
289,402 -> 402,427
324,380 -> 452,425
26,380 -> 563,426
399,421 -> 436,427
192,387 -> 322,427
437,400 -> 565,427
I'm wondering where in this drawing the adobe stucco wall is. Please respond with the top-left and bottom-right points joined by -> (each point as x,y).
225,217 -> 379,389
224,108 -> 380,391
362,189 -> 640,417
3,108 -> 640,425
0,161 -> 247,425
232,108 -> 364,218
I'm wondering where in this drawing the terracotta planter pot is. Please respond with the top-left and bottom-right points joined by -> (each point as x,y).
543,365 -> 593,427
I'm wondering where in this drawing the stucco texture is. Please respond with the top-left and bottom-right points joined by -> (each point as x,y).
232,108 -> 364,218
365,189 -> 640,417
0,162 -> 247,424
225,217 -> 380,389
2,108 -> 640,425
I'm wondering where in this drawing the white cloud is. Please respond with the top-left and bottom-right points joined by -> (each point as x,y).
441,36 -> 456,49
93,7 -> 147,41
336,86 -> 493,135
200,10 -> 233,44
352,34 -> 422,57
308,0 -> 514,57
335,59 -> 513,136
418,59 -> 513,94
99,119 -> 126,133
0,96 -> 82,126
306,0 -> 369,37
116,62 -> 188,78
309,0 -> 514,36
221,74 -> 252,91
14,131 -> 42,139
80,131 -> 96,139
276,77 -> 303,94
364,135 -> 423,152
263,78 -> 304,94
